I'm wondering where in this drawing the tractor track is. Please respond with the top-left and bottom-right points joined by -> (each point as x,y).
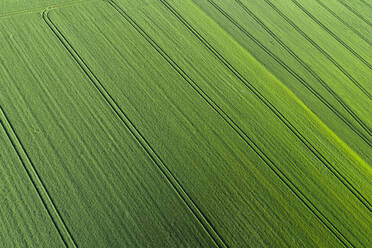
0,106 -> 78,248
208,0 -> 372,146
314,0 -> 372,48
263,0 -> 372,101
158,0 -> 372,213
336,0 -> 372,28
43,7 -> 227,248
290,0 -> 372,71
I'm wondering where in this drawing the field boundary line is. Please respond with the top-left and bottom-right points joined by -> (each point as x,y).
207,0 -> 371,146
0,0 -> 92,19
0,106 -> 78,248
112,0 -> 360,246
159,0 -> 371,213
263,0 -> 372,101
290,0 -> 372,72
315,0 -> 372,48
335,0 -> 372,27
42,8 -> 227,248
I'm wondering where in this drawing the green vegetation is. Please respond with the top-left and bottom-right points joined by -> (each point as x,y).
0,108 -> 65,247
1,0 -> 371,247
0,12 -> 215,247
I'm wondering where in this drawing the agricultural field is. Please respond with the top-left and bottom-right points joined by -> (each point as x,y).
0,0 -> 371,247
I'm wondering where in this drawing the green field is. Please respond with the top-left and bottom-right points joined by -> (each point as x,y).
0,0 -> 371,247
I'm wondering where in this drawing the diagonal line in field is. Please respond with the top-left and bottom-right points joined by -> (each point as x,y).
208,0 -> 372,146
0,106 -> 78,248
42,7 -> 227,248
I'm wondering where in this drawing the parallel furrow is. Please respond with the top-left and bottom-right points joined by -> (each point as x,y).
42,8 -> 227,248
336,0 -> 372,27
110,0 -> 356,246
0,106 -> 77,248
359,0 -> 372,10
263,0 -> 372,101
234,0 -> 372,138
314,0 -> 372,47
290,0 -> 372,71
158,0 -> 371,213
110,1 -> 366,247
208,0 -> 371,146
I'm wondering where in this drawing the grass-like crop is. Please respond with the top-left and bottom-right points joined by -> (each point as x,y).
193,0 -> 372,164
0,108 -> 65,247
0,12 -> 216,247
0,0 -> 371,247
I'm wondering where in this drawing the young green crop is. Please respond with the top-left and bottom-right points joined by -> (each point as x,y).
0,0 -> 371,247
0,12 -> 215,247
